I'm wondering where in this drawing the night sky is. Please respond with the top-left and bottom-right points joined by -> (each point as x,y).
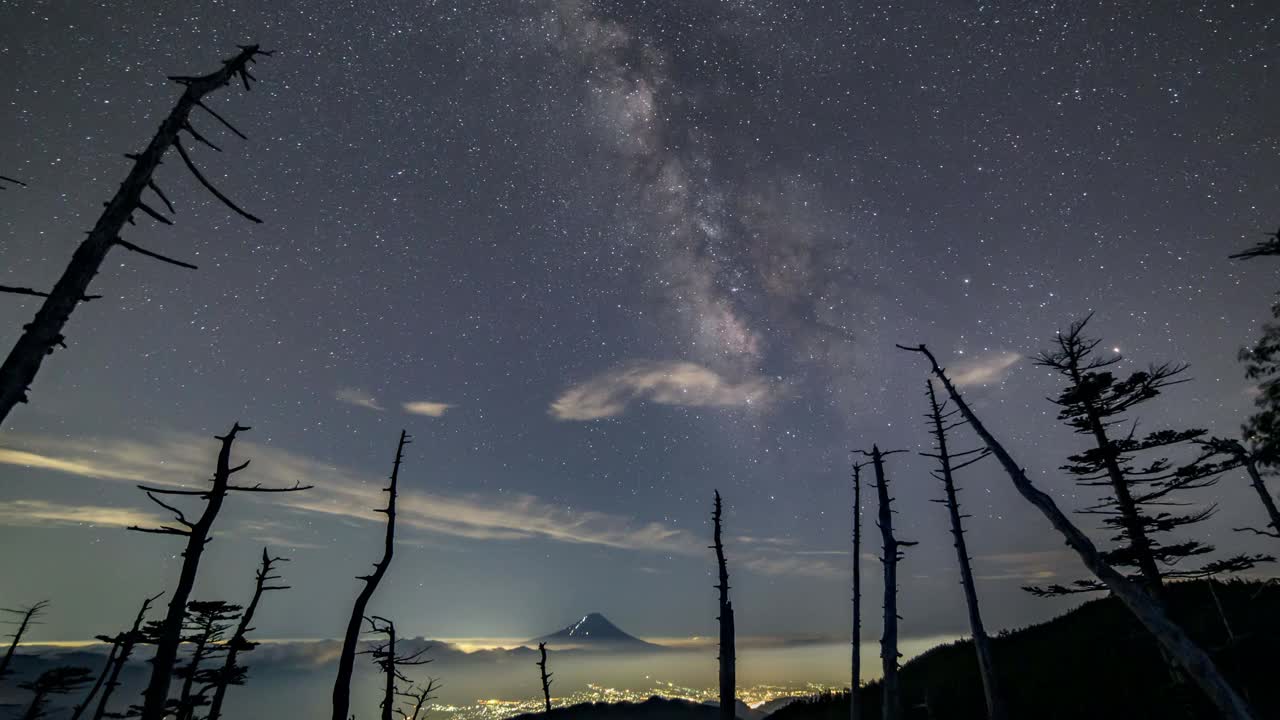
0,0 -> 1277,654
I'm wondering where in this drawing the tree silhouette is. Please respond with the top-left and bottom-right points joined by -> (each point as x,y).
397,678 -> 440,720
0,599 -> 49,684
1229,228 -> 1280,469
0,44 -> 272,426
920,382 -> 1005,720
205,549 -> 290,720
850,460 -> 865,720
69,593 -> 161,720
537,642 -> 553,713
85,593 -> 161,720
19,666 -> 93,720
172,600 -> 242,720
899,342 -> 1260,720
361,616 -> 432,720
128,423 -> 311,720
1200,437 -> 1280,540
857,446 -> 915,720
711,490 -> 736,720
1026,317 -> 1269,597
332,430 -> 411,720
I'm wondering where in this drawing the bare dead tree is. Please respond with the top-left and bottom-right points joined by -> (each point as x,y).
397,678 -> 441,720
899,343 -> 1259,720
920,382 -> 1005,720
537,642 -> 553,712
0,44 -> 272,426
19,666 -> 93,720
70,593 -> 161,720
205,548 -> 290,720
88,592 -> 161,720
1229,226 -> 1280,261
129,423 -> 311,720
362,616 -> 432,720
711,490 -> 736,720
850,460 -> 865,720
0,600 -> 49,684
332,430 -> 411,720
1201,437 -> 1280,540
858,446 -> 914,720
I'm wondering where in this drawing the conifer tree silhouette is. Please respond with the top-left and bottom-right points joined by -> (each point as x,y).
172,600 -> 242,720
1026,317 -> 1268,597
711,490 -> 736,720
129,423 -> 310,720
0,44 -> 272,426
899,342 -> 1260,720
19,666 -> 93,720
332,430 -> 411,720
920,382 -> 1005,720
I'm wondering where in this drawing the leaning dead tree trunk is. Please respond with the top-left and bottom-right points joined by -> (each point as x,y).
0,44 -> 271,427
0,600 -> 49,685
130,423 -> 311,720
332,430 -> 411,720
921,382 -> 1005,720
206,549 -> 289,720
90,593 -> 161,720
860,446 -> 914,720
850,461 -> 864,720
1206,438 -> 1280,540
711,490 -> 736,720
537,642 -> 553,712
898,343 -> 1258,720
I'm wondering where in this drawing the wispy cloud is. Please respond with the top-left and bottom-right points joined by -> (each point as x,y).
947,352 -> 1021,387
335,388 -> 384,411
402,401 -> 452,417
0,431 -> 695,554
550,361 -> 772,420
0,499 -> 161,529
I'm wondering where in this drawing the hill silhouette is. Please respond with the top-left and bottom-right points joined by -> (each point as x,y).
768,579 -> 1280,720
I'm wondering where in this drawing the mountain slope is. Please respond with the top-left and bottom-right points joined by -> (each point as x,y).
767,579 -> 1280,720
531,613 -> 661,651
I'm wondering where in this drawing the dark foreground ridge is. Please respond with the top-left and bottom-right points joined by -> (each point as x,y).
769,579 -> 1280,720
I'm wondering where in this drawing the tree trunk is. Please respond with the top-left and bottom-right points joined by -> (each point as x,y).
712,491 -> 736,720
138,424 -> 247,720
331,431 -> 409,720
207,549 -> 286,720
869,447 -> 902,720
0,46 -> 262,428
381,622 -> 397,720
924,383 -> 1005,720
899,344 -> 1258,720
851,462 -> 862,720
92,594 -> 159,720
69,642 -> 119,720
1238,447 -> 1280,537
538,642 -> 553,713
0,601 -> 47,686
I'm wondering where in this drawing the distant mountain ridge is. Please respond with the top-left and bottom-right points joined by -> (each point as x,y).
531,613 -> 661,651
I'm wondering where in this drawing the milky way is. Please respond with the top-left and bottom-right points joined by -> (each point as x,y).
0,1 -> 1277,648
